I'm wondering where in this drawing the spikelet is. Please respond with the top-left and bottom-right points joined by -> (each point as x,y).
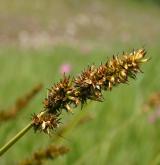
74,65 -> 103,104
143,92 -> 160,112
0,83 -> 43,123
19,145 -> 69,165
43,76 -> 79,114
32,113 -> 60,134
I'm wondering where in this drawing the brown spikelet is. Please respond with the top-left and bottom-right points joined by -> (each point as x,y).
143,92 -> 160,113
74,65 -> 103,104
0,83 -> 43,123
148,92 -> 160,108
19,145 -> 69,165
43,75 -> 78,114
32,112 -> 61,134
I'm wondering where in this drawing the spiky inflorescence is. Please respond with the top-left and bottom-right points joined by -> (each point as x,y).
143,91 -> 160,113
0,84 -> 43,123
19,145 -> 69,165
32,48 -> 148,134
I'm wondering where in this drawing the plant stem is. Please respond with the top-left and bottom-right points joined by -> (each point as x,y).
0,111 -> 47,156
0,122 -> 33,156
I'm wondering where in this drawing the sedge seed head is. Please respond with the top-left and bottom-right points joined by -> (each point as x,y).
35,48 -> 148,134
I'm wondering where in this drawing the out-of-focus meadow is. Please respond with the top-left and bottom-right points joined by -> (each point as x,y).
0,0 -> 160,164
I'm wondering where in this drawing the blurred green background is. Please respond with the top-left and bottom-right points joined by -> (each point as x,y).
0,0 -> 160,164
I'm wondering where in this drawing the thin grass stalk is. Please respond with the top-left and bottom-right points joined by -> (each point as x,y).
0,111 -> 46,156
0,122 -> 32,156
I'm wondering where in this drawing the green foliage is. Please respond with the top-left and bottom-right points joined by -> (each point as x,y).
0,45 -> 160,165
0,0 -> 160,164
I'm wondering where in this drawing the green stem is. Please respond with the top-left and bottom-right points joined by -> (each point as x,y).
0,122 -> 33,156
0,111 -> 47,156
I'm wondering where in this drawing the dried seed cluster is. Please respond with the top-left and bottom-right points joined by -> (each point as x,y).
148,92 -> 160,108
0,84 -> 43,123
19,145 -> 69,165
32,113 -> 60,134
43,77 -> 78,114
143,92 -> 160,113
32,48 -> 148,134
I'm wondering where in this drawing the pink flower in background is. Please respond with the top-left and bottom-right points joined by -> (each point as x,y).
59,63 -> 72,74
156,108 -> 160,116
148,114 -> 156,124
147,107 -> 160,124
